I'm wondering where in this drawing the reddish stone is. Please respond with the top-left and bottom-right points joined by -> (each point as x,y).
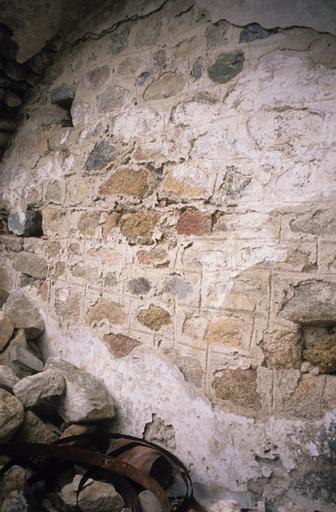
176,209 -> 212,236
103,333 -> 141,358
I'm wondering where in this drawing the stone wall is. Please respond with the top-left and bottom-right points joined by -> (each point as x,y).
1,0 -> 336,510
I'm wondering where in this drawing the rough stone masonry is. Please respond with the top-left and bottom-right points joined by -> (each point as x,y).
0,0 -> 336,510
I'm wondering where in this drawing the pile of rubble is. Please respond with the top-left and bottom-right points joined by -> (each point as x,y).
0,288 -> 132,512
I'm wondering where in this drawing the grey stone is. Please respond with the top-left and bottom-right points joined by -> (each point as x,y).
110,23 -> 130,54
191,58 -> 203,80
11,344 -> 44,373
0,388 -> 24,441
8,209 -> 43,237
13,410 -> 59,444
208,51 -> 244,83
239,23 -> 272,43
85,141 -> 117,171
138,490 -> 162,512
163,275 -> 192,300
0,490 -> 29,512
280,280 -> 336,325
128,277 -> 151,296
3,290 -> 45,340
153,49 -> 167,69
50,83 -> 76,109
0,365 -> 19,391
96,85 -> 129,113
78,481 -> 124,512
13,369 -> 65,408
14,252 -> 48,279
0,312 -> 14,352
45,357 -> 115,423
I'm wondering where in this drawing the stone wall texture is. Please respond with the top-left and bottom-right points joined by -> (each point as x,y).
1,0 -> 336,510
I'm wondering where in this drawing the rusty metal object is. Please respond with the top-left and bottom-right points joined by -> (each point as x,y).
0,441 -> 170,512
108,438 -> 173,489
0,433 -> 206,512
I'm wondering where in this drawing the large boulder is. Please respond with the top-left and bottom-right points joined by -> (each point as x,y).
78,481 -> 124,512
3,290 -> 45,339
45,357 -> 115,423
13,369 -> 65,408
0,388 -> 24,441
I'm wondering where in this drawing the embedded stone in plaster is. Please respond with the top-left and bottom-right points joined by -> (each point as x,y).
176,209 -> 212,236
136,247 -> 170,267
120,210 -> 159,245
85,140 -> 117,171
14,252 -> 48,279
103,333 -> 141,358
137,304 -> 171,331
143,72 -> 186,100
99,167 -> 150,198
102,212 -> 120,238
96,85 -> 129,112
55,288 -> 82,323
208,51 -> 244,83
280,280 -> 336,325
128,277 -> 151,296
262,325 -> 302,369
303,326 -> 336,373
84,65 -> 110,90
77,211 -> 101,236
212,369 -> 259,412
163,275 -> 193,300
85,298 -> 126,329
110,23 -> 130,54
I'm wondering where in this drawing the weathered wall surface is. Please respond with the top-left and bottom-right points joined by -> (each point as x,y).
1,0 -> 336,510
